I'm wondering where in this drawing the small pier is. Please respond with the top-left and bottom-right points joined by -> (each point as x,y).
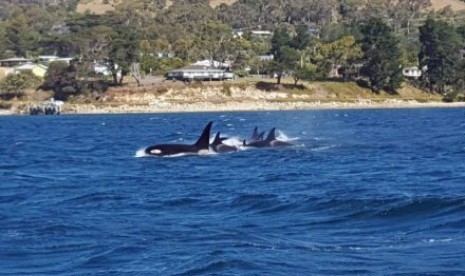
28,99 -> 64,115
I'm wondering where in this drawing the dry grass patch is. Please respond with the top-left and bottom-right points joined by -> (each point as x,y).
210,0 -> 238,8
430,0 -> 465,11
76,0 -> 116,14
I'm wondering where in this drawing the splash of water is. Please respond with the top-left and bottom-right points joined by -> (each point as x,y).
276,130 -> 299,142
135,148 -> 148,158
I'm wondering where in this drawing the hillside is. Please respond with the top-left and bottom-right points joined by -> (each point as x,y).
430,0 -> 465,10
76,0 -> 117,14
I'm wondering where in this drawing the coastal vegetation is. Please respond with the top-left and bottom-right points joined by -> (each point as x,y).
2,0 -> 465,111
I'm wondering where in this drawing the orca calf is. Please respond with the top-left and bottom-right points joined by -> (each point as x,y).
243,128 -> 292,148
210,132 -> 238,153
145,121 -> 212,157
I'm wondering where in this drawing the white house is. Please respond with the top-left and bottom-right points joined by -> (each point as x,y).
402,66 -> 422,78
91,62 -> 121,78
193,59 -> 230,69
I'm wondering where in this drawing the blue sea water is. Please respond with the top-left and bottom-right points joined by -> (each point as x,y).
1,108 -> 465,275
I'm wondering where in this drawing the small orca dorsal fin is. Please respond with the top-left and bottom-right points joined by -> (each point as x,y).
212,131 -> 222,145
258,131 -> 265,140
265,128 -> 276,141
243,139 -> 247,146
251,127 -> 259,140
194,121 -> 212,149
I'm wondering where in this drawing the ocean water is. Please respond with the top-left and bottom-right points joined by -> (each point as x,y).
1,108 -> 465,275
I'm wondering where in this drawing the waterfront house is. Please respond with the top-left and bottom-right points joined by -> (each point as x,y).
0,57 -> 34,67
402,66 -> 422,78
165,65 -> 234,81
14,63 -> 48,78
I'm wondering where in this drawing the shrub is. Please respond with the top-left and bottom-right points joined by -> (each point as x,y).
233,69 -> 249,78
0,73 -> 40,100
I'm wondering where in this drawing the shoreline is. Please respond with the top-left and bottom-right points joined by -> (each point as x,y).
2,99 -> 465,116
60,99 -> 465,115
3,81 -> 465,115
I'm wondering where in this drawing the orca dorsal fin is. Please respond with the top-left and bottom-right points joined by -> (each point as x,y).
258,131 -> 265,140
251,127 -> 259,140
265,128 -> 276,141
194,121 -> 213,149
212,131 -> 222,145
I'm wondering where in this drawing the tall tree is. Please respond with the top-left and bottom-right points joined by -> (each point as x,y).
107,26 -> 141,84
419,18 -> 462,93
360,18 -> 404,93
5,14 -> 40,57
270,27 -> 293,84
315,35 -> 362,79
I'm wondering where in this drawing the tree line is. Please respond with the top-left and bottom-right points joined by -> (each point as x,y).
0,0 -> 465,101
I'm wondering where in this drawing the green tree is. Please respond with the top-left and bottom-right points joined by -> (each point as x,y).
0,73 -> 35,99
107,26 -> 141,84
293,63 -> 317,85
270,27 -> 293,84
315,35 -> 362,79
43,61 -> 79,101
360,18 -> 404,93
419,18 -> 462,93
193,21 -> 236,64
5,14 -> 40,57
0,22 -> 8,58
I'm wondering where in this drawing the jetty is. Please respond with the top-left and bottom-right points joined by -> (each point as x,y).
28,98 -> 63,115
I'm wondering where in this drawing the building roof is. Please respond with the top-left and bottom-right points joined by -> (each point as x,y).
193,59 -> 230,68
15,63 -> 48,71
170,65 -> 226,73
0,57 -> 34,63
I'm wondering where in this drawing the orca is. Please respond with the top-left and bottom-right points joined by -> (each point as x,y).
210,132 -> 238,153
243,128 -> 292,148
249,127 -> 265,142
145,121 -> 212,157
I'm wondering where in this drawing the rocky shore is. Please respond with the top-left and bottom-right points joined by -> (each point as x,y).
63,85 -> 465,114
2,82 -> 465,115
62,99 -> 465,114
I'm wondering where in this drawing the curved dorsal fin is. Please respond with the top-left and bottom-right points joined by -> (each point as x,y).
251,126 -> 259,140
257,131 -> 265,140
194,121 -> 212,149
265,128 -> 276,141
212,131 -> 222,145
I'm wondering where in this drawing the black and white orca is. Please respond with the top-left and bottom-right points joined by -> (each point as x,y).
243,127 -> 292,148
249,126 -> 265,143
145,121 -> 212,157
210,132 -> 238,153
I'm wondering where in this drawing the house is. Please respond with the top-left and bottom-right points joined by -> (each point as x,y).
402,66 -> 422,78
251,30 -> 273,38
0,57 -> 34,67
91,62 -> 121,78
38,55 -> 59,63
38,56 -> 75,64
306,27 -> 320,38
165,65 -> 234,81
14,63 -> 48,78
259,55 -> 274,61
156,52 -> 174,58
193,59 -> 230,69
233,30 -> 244,38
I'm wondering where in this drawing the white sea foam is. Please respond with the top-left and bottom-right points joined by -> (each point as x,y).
135,148 -> 148,157
276,130 -> 299,142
